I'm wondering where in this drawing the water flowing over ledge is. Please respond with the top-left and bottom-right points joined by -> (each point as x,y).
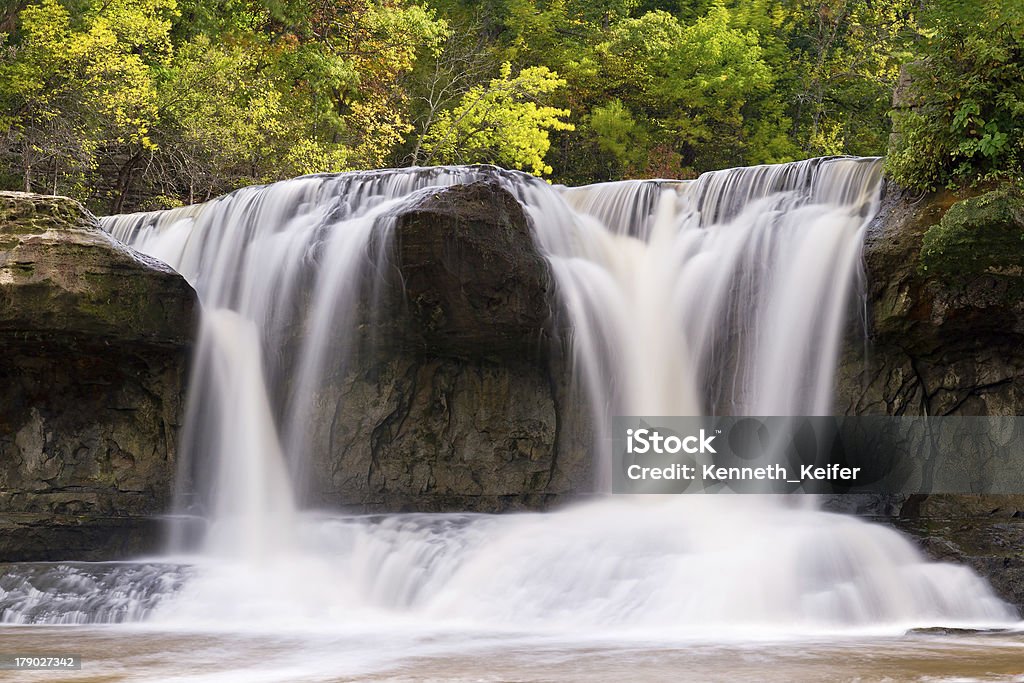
2,157 -> 1016,635
101,156 -> 883,499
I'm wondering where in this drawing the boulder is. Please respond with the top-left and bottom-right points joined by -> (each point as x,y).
396,181 -> 552,360
300,180 -> 592,512
0,192 -> 197,560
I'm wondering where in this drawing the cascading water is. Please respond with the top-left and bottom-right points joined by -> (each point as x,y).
1,159 -> 1017,642
558,157 -> 881,422
101,168 -> 493,556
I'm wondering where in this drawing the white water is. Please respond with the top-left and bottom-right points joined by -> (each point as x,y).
0,502 -> 1013,635
2,159 -> 1016,644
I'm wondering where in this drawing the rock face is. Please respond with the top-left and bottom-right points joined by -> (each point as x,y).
894,495 -> 1024,612
397,182 -> 553,359
824,493 -> 1024,612
837,183 -> 1024,417
833,182 -> 1024,610
0,192 -> 197,561
301,181 -> 592,512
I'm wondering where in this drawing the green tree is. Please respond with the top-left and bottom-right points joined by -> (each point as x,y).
886,0 -> 1024,190
782,0 -> 916,157
421,62 -> 574,175
150,34 -> 290,204
3,0 -> 1015,204
0,0 -> 175,208
578,5 -> 777,175
588,99 -> 649,176
402,22 -> 501,165
0,0 -> 448,209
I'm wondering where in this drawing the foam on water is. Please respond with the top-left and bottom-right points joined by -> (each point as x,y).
1,503 -> 1014,634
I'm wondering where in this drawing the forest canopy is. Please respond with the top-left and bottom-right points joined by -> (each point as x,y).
0,0 -> 1020,212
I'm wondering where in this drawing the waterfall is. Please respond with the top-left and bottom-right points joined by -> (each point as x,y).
530,157 -> 881,485
103,168 -> 499,556
5,158 -> 1012,631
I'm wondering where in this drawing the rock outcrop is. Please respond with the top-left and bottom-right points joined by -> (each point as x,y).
301,181 -> 592,512
397,182 -> 553,359
894,495 -> 1024,612
0,192 -> 197,561
837,183 -> 1024,417
833,182 -> 1024,610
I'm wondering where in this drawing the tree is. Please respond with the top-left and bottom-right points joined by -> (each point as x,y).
292,0 -> 448,169
886,0 -> 1024,190
0,0 -> 175,209
588,99 -> 649,176
3,0 -> 1016,204
574,5 -> 777,175
148,34 -> 290,205
403,20 -> 499,166
421,62 -> 574,175
0,0 -> 448,210
776,0 -> 916,157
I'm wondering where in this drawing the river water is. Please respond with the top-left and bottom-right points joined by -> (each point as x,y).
3,624 -> 1024,682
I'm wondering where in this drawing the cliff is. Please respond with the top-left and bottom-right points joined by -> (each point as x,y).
0,192 -> 197,560
833,182 -> 1024,610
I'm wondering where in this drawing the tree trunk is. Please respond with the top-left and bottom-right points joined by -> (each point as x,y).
110,149 -> 144,214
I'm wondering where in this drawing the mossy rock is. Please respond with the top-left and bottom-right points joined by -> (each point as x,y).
919,185 -> 1024,294
0,192 -> 199,560
0,191 -> 95,235
0,191 -> 197,348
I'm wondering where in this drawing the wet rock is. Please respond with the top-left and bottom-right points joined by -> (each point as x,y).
395,181 -> 552,360
834,182 -> 1024,611
0,192 -> 197,561
301,181 -> 591,512
906,626 -> 1015,636
836,183 -> 1024,417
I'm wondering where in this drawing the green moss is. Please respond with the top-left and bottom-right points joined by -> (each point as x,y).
77,270 -> 172,335
0,237 -> 21,250
0,193 -> 94,235
919,185 -> 1024,293
78,273 -> 137,327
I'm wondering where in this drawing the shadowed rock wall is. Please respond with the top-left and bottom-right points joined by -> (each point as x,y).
299,181 -> 592,511
833,181 -> 1024,610
0,192 -> 197,560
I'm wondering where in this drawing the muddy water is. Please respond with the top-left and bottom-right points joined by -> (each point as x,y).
2,627 -> 1023,682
